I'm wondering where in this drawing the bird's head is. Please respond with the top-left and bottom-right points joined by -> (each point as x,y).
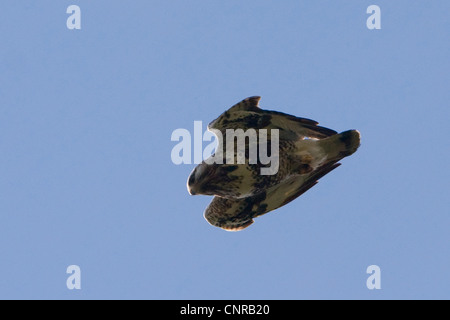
187,163 -> 217,196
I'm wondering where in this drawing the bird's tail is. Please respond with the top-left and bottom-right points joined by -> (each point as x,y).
318,130 -> 361,162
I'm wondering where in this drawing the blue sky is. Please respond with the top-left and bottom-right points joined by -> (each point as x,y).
0,1 -> 449,299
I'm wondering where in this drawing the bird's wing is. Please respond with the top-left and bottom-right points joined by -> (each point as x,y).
204,161 -> 341,231
208,96 -> 337,140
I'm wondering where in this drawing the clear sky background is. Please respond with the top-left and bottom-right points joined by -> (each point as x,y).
0,1 -> 448,299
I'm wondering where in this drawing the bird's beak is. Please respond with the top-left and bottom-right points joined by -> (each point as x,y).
187,184 -> 197,195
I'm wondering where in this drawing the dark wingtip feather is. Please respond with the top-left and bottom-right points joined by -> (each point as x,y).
265,110 -> 337,138
281,162 -> 341,206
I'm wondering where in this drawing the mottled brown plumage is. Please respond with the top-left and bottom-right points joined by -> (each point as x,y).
187,96 -> 360,231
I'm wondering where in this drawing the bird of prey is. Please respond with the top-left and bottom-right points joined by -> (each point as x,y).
187,96 -> 360,231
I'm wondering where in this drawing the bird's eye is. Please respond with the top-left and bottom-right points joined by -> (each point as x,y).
195,165 -> 205,180
188,172 -> 196,186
